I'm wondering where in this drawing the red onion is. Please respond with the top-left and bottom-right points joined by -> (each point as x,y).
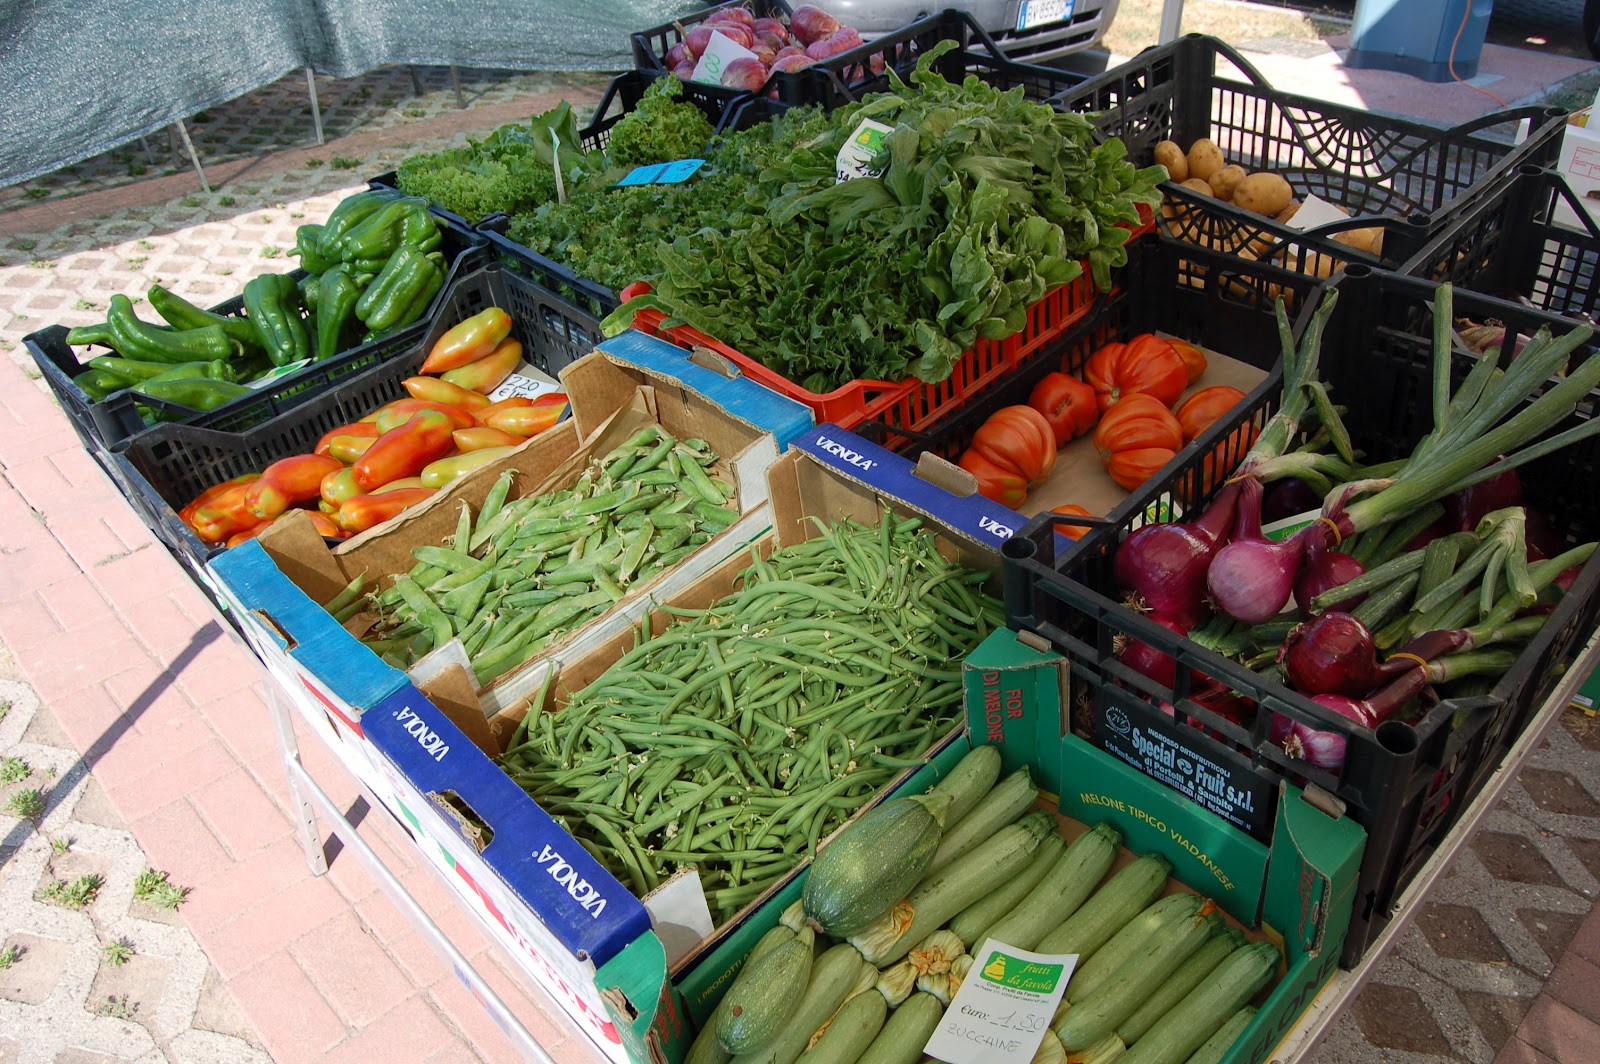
790,4 -> 842,46
706,7 -> 756,29
665,42 -> 692,68
1116,615 -> 1191,688
753,17 -> 790,43
1262,478 -> 1323,525
1270,669 -> 1426,772
1113,479 -> 1245,627
685,25 -> 714,58
672,60 -> 698,79
1443,468 -> 1521,532
720,57 -> 769,91
1294,535 -> 1366,615
769,53 -> 814,73
1280,612 -> 1387,698
1207,479 -> 1314,624
1526,508 -> 1562,561
807,28 -> 862,61
774,43 -> 807,59
714,23 -> 757,49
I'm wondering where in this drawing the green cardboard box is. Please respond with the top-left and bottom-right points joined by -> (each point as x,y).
678,628 -> 1366,1063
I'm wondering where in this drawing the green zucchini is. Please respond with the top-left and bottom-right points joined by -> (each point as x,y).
715,926 -> 816,1054
948,833 -> 1065,948
928,744 -> 1002,830
1182,1007 -> 1256,1064
928,767 -> 1038,871
1067,893 -> 1203,1004
982,822 -> 1121,951
1031,1030 -> 1067,1064
798,987 -> 888,1063
1117,928 -> 1244,1045
1054,912 -> 1223,1051
746,925 -> 798,967
731,944 -> 869,1064
1035,853 -> 1171,961
1118,942 -> 1277,1064
857,992 -> 944,1064
804,793 -> 950,937
687,1020 -> 733,1064
1066,1031 -> 1126,1063
853,811 -> 1056,966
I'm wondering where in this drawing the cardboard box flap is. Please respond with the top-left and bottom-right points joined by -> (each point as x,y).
597,931 -> 674,1063
1268,782 -> 1366,957
209,540 -> 402,715
361,685 -> 652,966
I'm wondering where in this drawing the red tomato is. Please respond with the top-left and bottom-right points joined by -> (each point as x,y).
1175,386 -> 1247,443
1167,338 -> 1209,385
971,405 -> 1057,486
1051,504 -> 1096,541
1084,335 -> 1188,412
958,449 -> 1028,508
1028,372 -> 1099,447
1093,394 -> 1183,492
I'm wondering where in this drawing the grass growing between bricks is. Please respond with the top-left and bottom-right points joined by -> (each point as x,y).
100,938 -> 134,968
37,873 -> 105,909
0,944 -> 23,970
0,756 -> 29,783
4,787 -> 45,819
93,994 -> 138,1020
133,868 -> 189,911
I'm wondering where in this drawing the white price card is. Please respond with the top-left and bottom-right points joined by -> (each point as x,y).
487,363 -> 562,403
836,118 -> 895,183
245,358 -> 311,388
923,939 -> 1077,1064
691,30 -> 758,85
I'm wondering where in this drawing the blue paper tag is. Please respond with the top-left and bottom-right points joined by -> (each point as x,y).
615,159 -> 705,187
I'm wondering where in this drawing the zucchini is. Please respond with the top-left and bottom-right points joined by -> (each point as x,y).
853,810 -> 1056,966
858,992 -> 944,1064
715,926 -> 816,1054
746,925 -> 798,966
929,744 -> 1002,830
687,1020 -> 732,1064
1035,853 -> 1171,961
804,793 -> 950,937
798,987 -> 888,1063
1116,928 -> 1243,1045
1032,1030 -> 1067,1064
1118,942 -> 1277,1064
1067,893 -> 1203,1004
1067,1032 -> 1126,1063
1181,1007 -> 1256,1064
1054,912 -> 1222,1051
983,822 -> 1121,951
948,833 -> 1065,948
732,944 -> 869,1064
928,767 -> 1038,871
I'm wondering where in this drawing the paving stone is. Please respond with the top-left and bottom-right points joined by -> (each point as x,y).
86,952 -> 170,1031
1518,996 -> 1600,1061
0,1038 -> 17,1064
1461,989 -> 1536,1051
70,777 -> 124,830
1349,983 -> 1454,1055
1519,907 -> 1588,970
0,933 -> 72,1005
1420,902 -> 1513,964
190,967 -> 260,1044
52,1050 -> 127,1064
1473,831 -> 1568,887
1494,1038 -> 1560,1064
1521,768 -> 1600,818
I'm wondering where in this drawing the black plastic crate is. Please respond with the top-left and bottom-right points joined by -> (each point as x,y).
1049,34 -> 1567,273
856,231 -> 1330,462
1404,162 -> 1600,323
24,225 -> 484,453
1000,264 -> 1600,967
108,262 -> 603,587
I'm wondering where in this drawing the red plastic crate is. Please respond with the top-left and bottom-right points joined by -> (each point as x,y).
630,207 -> 1154,436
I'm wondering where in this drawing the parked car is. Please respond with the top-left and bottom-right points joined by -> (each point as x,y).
833,1 -> 1123,64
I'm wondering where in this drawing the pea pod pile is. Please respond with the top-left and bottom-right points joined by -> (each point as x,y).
498,512 -> 1004,922
347,426 -> 738,686
65,188 -> 447,425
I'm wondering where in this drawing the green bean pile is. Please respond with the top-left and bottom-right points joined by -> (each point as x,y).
498,512 -> 1005,921
349,426 -> 738,686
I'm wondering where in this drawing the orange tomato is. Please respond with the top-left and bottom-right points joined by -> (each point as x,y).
971,405 -> 1057,486
1027,372 -> 1098,447
454,426 -> 527,451
1093,394 -> 1183,492
314,420 -> 381,455
1175,386 -> 1247,443
958,449 -> 1027,508
1167,338 -> 1209,385
1050,504 -> 1096,540
1084,334 -> 1188,412
402,376 -> 492,410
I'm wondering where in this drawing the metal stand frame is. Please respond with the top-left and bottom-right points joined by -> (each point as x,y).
264,682 -> 570,1064
306,68 -> 326,146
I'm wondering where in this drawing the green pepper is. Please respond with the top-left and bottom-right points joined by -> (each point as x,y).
332,197 -> 432,264
243,273 -> 311,367
132,378 -> 254,411
315,190 -> 393,259
293,224 -> 334,273
299,272 -> 320,314
143,360 -> 237,385
76,369 -> 133,401
88,356 -> 176,384
65,323 -> 116,347
106,294 -> 236,364
315,266 -> 364,362
398,207 -> 441,253
147,284 -> 260,353
355,247 -> 443,333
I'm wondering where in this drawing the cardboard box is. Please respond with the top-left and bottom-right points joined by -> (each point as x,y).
1553,107 -> 1600,232
211,422 -> 1028,1063
677,628 -> 1367,1064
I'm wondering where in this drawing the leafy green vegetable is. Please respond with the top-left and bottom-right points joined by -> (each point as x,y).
606,77 -> 716,168
606,43 -> 1164,389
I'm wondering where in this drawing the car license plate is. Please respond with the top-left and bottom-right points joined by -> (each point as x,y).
1017,0 -> 1073,31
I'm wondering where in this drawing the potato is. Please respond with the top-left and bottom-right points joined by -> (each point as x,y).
1180,178 -> 1215,197
1333,226 -> 1385,256
1153,140 -> 1189,182
1233,173 -> 1293,217
1274,199 -> 1302,225
1186,138 -> 1225,182
1207,165 -> 1247,202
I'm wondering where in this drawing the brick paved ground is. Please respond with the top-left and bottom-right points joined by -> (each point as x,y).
2,23 -> 1600,1064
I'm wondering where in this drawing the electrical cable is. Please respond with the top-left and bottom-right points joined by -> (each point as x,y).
1450,0 -> 1511,109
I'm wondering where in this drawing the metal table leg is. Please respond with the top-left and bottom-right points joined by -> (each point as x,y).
173,119 -> 211,194
306,68 -> 326,147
